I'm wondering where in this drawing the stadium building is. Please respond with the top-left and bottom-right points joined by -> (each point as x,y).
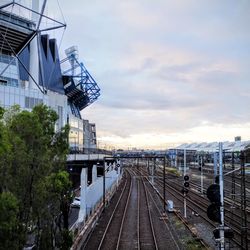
0,1 -> 122,231
0,1 -> 100,152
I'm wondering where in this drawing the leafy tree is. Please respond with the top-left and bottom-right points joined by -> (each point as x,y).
0,109 -> 11,193
0,192 -> 19,250
0,104 -> 72,249
41,171 -> 73,248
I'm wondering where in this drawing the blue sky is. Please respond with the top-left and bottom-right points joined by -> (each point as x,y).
36,0 -> 250,148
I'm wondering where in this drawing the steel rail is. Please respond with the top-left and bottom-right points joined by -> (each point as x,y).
148,168 -> 244,248
115,170 -> 133,250
156,167 -> 250,223
155,169 -> 246,233
137,179 -> 141,250
141,177 -> 159,250
97,170 -> 131,250
143,177 -> 181,250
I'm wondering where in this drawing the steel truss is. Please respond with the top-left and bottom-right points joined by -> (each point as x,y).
0,0 -> 66,94
61,53 -> 100,111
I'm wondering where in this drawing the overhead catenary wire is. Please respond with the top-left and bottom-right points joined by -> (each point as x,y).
56,0 -> 66,25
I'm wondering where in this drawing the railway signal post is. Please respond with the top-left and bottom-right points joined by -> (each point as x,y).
219,142 -> 225,250
183,149 -> 189,219
163,157 -> 166,213
200,155 -> 204,194
183,174 -> 189,218
206,143 -> 225,249
213,152 -> 218,181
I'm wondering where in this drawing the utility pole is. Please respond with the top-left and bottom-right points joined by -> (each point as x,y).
152,158 -> 155,185
147,158 -> 149,174
163,157 -> 166,212
213,152 -> 218,183
184,149 -> 187,219
219,142 -> 225,250
240,151 -> 248,249
175,149 -> 177,168
200,154 -> 203,194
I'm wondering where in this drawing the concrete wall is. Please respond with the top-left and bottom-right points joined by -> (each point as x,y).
78,162 -> 122,223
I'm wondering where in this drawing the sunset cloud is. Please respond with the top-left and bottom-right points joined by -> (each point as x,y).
53,0 -> 250,148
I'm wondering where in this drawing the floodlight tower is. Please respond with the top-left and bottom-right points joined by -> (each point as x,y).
61,46 -> 100,113
65,46 -> 79,76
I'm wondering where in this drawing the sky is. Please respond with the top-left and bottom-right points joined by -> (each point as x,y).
16,0 -> 250,149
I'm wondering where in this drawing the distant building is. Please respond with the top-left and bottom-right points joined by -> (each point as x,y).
174,140 -> 250,152
235,136 -> 241,142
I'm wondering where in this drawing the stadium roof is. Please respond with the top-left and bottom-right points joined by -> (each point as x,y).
175,140 -> 250,152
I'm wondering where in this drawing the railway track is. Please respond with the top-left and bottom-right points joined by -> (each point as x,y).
157,166 -> 250,222
142,177 -> 182,250
81,170 -> 132,250
132,167 -> 206,250
137,174 -> 158,249
83,167 -> 191,249
140,165 -> 249,249
97,170 -> 133,250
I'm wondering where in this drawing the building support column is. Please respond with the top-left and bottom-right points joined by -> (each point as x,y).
78,168 -> 87,223
92,164 -> 97,183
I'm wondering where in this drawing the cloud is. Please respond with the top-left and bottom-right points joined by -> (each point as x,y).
55,0 -> 250,147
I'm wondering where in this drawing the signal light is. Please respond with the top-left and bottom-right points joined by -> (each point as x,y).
207,184 -> 220,203
115,163 -> 120,171
182,175 -> 189,194
213,227 -> 234,239
207,203 -> 221,223
215,175 -> 219,184
206,184 -> 221,223
198,157 -> 205,170
181,187 -> 189,194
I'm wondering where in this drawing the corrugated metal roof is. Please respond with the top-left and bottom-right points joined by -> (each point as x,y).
175,140 -> 250,152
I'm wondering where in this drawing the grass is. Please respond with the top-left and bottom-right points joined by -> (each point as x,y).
166,167 -> 181,176
171,217 -> 207,250
185,238 -> 206,250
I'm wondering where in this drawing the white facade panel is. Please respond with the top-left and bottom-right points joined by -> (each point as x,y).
9,92 -> 15,106
47,90 -> 68,130
0,85 -> 48,109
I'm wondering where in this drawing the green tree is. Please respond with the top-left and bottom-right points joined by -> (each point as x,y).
0,192 -> 19,250
0,104 -> 72,249
41,171 -> 73,248
0,107 -> 11,193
